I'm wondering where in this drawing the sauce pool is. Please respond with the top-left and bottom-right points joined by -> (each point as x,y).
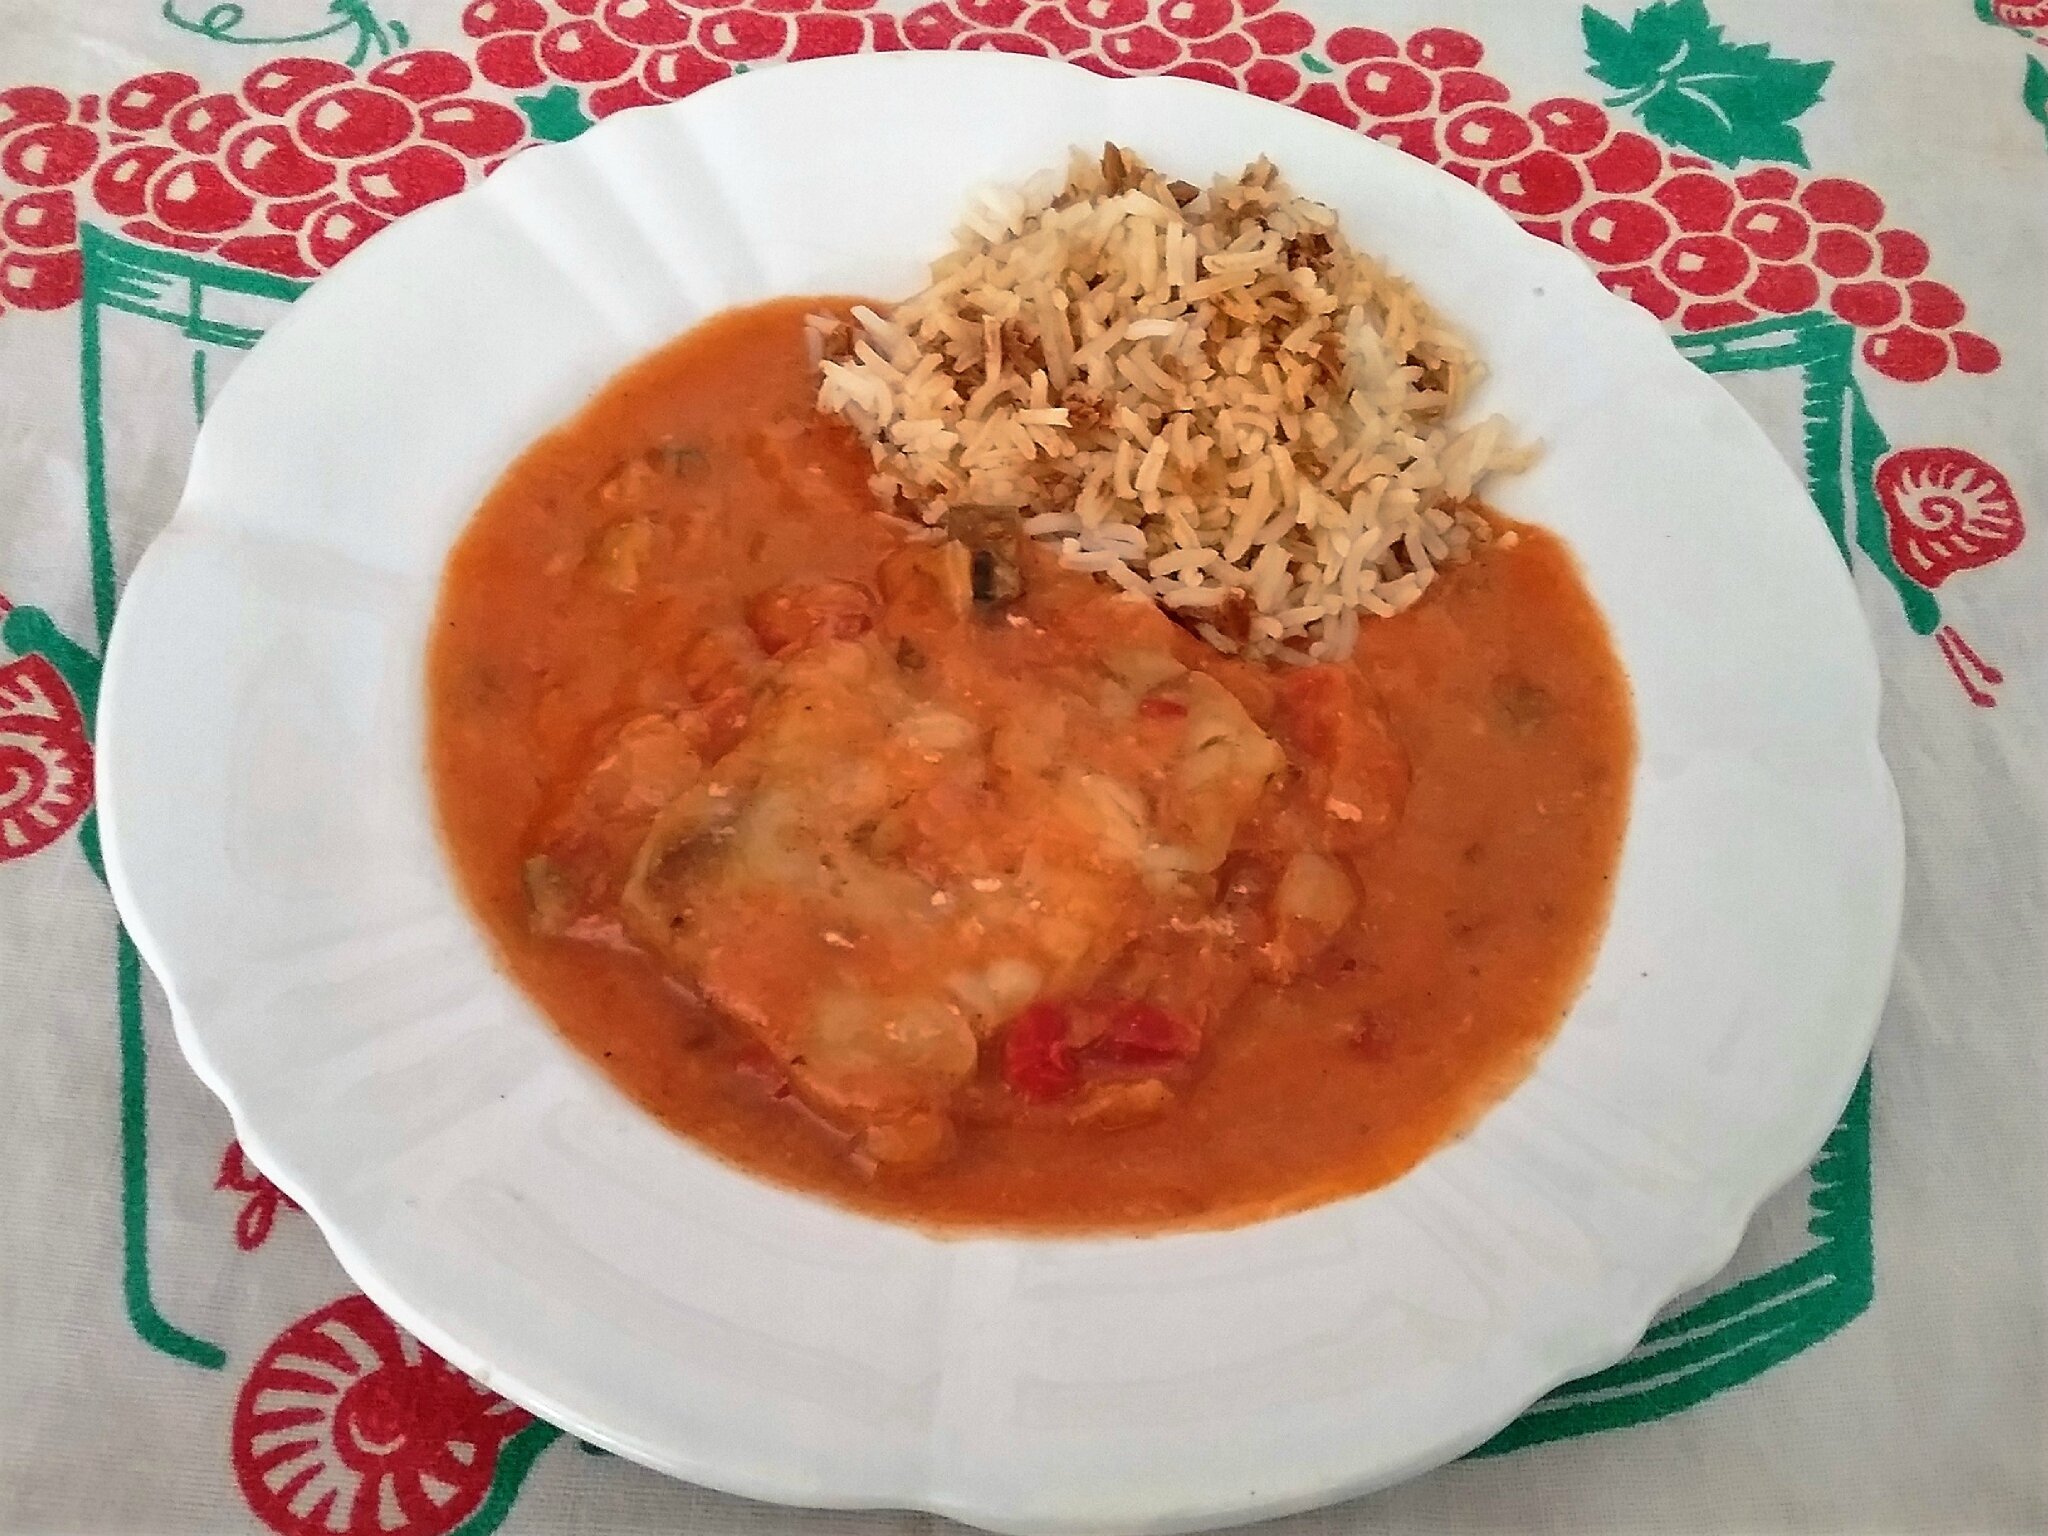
427,298 -> 1634,1231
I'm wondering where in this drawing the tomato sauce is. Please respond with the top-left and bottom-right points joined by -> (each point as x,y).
427,297 -> 1634,1231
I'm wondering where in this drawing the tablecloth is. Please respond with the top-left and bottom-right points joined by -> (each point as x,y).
1,0 -> 2042,1531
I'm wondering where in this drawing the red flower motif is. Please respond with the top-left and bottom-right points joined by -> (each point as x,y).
234,1295 -> 531,1536
0,652 -> 92,861
1874,447 -> 2025,588
216,1139 -> 301,1250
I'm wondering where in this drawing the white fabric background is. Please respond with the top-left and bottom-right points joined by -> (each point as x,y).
1,2 -> 2042,1531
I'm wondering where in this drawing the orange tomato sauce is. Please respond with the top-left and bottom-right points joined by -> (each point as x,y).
427,298 -> 1633,1231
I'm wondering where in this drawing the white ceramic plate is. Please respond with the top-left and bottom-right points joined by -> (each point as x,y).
97,52 -> 1901,1535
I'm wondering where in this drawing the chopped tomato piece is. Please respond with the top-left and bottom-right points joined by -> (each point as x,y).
1002,1002 -> 1080,1102
1094,1000 -> 1202,1064
745,578 -> 877,656
1137,694 -> 1189,720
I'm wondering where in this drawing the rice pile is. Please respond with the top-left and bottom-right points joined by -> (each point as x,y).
813,145 -> 1530,662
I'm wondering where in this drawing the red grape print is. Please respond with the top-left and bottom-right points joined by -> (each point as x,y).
265,193 -> 334,234
1440,104 -> 1530,161
418,99 -> 527,159
105,72 -> 202,132
1404,27 -> 1481,69
1571,198 -> 1671,265
2,122 -> 97,187
217,232 -> 318,279
1863,326 -> 1947,384
1,188 -> 76,249
1800,177 -> 1884,230
1730,201 -> 1809,262
477,33 -> 548,88
791,12 -> 870,61
642,46 -> 731,100
906,0 -> 1316,90
1434,70 -> 1508,111
1528,96 -> 1608,155
1653,171 -> 1733,234
1904,281 -> 1965,331
1482,150 -> 1581,218
1829,280 -> 1902,328
294,87 -> 416,160
541,18 -> 642,80
149,159 -> 256,237
241,59 -> 355,118
1363,115 -> 1436,162
0,8 -> 1999,388
367,51 -> 477,104
1661,234 -> 1750,298
1746,261 -> 1819,315
0,247 -> 82,309
1325,26 -> 1396,63
602,0 -> 695,48
1812,228 -> 1874,280
1159,0 -> 1234,41
302,200 -> 389,269
1244,10 -> 1313,53
0,85 -> 71,139
1345,59 -> 1432,117
118,217 -> 216,254
1585,131 -> 1662,195
222,123 -> 338,201
698,11 -> 791,62
1734,166 -> 1797,201
1598,265 -> 1680,321
1873,229 -> 1929,280
463,0 -> 550,35
349,145 -> 469,217
1107,25 -> 1184,71
233,1295 -> 531,1536
1873,447 -> 2024,588
1950,332 -> 2001,374
1291,81 -> 1356,129
92,144 -> 178,217
1679,300 -> 1756,333
168,92 -> 249,156
0,653 -> 92,860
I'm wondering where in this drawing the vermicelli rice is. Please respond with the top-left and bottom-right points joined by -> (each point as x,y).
815,144 -> 1531,661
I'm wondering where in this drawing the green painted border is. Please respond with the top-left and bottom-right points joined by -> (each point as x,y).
73,227 -> 310,1371
1476,1071 -> 1871,1452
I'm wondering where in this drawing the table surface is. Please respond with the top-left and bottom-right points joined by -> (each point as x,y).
1,2 -> 2042,1533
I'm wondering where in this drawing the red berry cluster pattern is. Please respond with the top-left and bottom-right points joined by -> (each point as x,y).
1312,29 -> 2000,381
466,0 -> 905,116
901,0 -> 1319,96
905,17 -> 2000,384
0,56 -> 527,309
0,9 -> 2004,383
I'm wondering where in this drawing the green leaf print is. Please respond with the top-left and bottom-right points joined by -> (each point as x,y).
2025,55 -> 2048,147
516,84 -> 595,144
1582,0 -> 1832,167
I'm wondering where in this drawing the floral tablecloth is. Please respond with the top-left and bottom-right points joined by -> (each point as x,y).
2,1 -> 2042,1531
